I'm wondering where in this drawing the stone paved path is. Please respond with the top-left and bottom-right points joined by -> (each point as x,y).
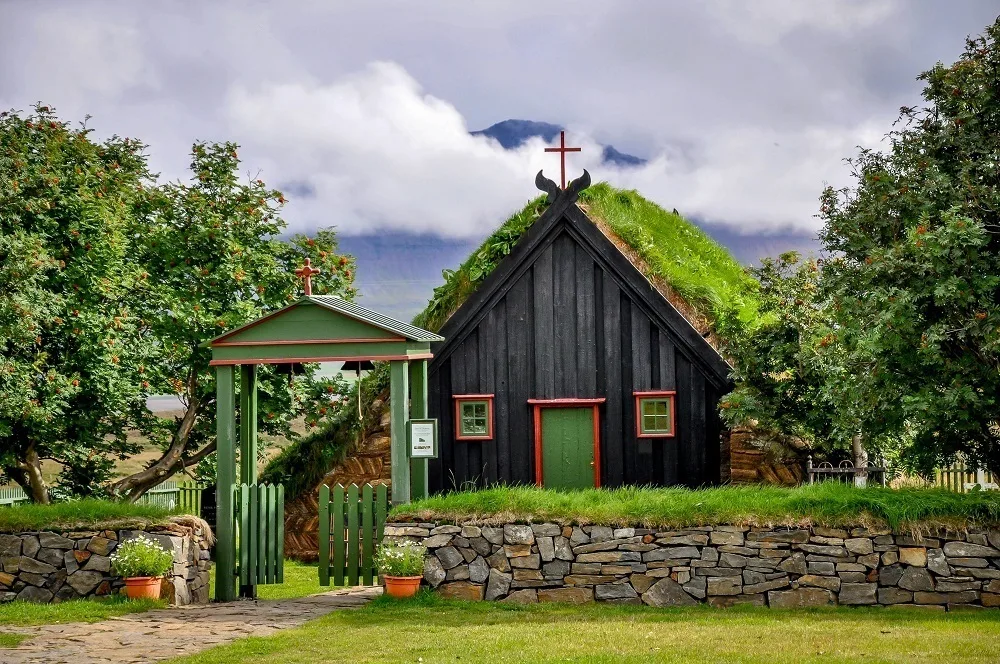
2,586 -> 381,664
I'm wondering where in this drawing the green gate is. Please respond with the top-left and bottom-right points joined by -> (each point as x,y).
318,483 -> 389,586
235,483 -> 285,587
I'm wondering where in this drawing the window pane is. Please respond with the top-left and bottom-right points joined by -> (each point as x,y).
641,400 -> 654,417
655,401 -> 667,416
642,415 -> 657,431
474,403 -> 487,417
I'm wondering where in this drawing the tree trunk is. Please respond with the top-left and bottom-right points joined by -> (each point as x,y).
11,442 -> 50,504
112,396 -> 202,501
852,432 -> 868,488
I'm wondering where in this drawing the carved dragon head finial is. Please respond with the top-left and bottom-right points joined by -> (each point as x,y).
535,168 -> 591,204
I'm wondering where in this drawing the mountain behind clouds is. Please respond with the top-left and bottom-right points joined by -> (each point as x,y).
471,119 -> 647,167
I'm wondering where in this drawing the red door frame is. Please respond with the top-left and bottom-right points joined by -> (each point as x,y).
527,398 -> 606,488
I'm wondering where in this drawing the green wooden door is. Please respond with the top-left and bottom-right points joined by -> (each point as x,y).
540,408 -> 595,489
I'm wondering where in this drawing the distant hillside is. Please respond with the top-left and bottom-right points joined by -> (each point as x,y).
471,119 -> 647,167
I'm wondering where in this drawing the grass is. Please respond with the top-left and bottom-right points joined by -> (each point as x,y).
0,594 -> 164,627
208,558 -> 335,601
0,633 -> 26,648
0,499 -> 179,533
392,482 -> 1000,531
167,592 -> 1000,664
413,183 -> 759,340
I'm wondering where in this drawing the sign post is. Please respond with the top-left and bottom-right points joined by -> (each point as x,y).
407,418 -> 438,460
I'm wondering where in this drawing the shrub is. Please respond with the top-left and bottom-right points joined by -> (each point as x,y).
110,535 -> 174,578
375,540 -> 426,577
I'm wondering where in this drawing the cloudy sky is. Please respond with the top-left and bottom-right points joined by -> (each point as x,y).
2,1 -> 998,313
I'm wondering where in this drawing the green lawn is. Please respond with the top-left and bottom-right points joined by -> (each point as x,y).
208,558 -> 335,600
168,593 -> 1000,664
0,499 -> 179,533
393,483 -> 1000,530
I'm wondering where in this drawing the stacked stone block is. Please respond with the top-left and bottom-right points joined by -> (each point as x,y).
384,522 -> 1000,609
0,524 -> 212,605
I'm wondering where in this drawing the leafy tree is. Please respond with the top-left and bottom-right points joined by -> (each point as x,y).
817,17 -> 1000,476
111,142 -> 356,500
0,105 -> 155,502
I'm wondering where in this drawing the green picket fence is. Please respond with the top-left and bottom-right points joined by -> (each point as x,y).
0,486 -> 29,507
935,463 -> 997,492
139,479 -> 204,513
235,483 -> 285,586
318,483 -> 389,587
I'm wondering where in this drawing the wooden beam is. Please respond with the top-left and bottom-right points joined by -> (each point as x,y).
239,365 -> 258,485
215,364 -> 236,602
409,359 -> 428,500
390,360 -> 410,504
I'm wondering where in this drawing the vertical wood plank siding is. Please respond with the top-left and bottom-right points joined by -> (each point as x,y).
427,209 -> 730,491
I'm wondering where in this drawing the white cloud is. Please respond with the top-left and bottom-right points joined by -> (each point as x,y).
226,61 -> 879,237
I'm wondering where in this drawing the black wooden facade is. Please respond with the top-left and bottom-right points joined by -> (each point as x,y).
426,176 -> 732,492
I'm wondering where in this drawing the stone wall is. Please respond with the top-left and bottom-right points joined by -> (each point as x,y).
385,521 -> 1000,609
0,521 -> 212,604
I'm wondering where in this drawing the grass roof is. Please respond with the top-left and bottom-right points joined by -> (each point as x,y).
390,483 -> 1000,531
0,499 -> 181,533
413,183 -> 760,342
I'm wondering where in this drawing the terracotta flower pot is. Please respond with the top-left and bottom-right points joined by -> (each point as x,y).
383,575 -> 422,598
123,576 -> 163,600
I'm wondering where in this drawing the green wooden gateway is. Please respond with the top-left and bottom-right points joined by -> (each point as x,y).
204,294 -> 442,601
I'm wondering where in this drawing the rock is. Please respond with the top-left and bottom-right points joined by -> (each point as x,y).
509,554 -> 541,569
572,563 -> 602,574
844,538 -> 874,555
22,536 -> 40,558
943,542 -> 1000,558
767,587 -> 835,608
710,531 -> 745,546
927,548 -> 951,576
18,556 -> 56,575
949,558 -> 989,568
542,560 -> 571,578
66,570 -> 103,595
588,526 -> 614,542
438,581 -> 484,601
486,550 -> 510,572
554,537 -> 573,560
719,553 -> 748,568
502,589 -> 537,603
683,577 -> 707,599
982,593 -> 1000,607
83,554 -> 111,573
631,574 -> 657,594
899,548 -> 927,567
642,577 -> 697,606
840,583 -> 877,605
469,557 -> 490,584
504,525 -> 534,545
469,537 -> 492,557
936,579 -> 981,592
570,527 -> 590,546
430,525 -> 462,536
878,587 -> 913,604
446,565 -> 471,581
565,575 -> 619,586
796,544 -> 849,557
743,578 -> 790,594
38,533 -> 74,550
481,527 -> 504,545
779,553 -> 807,575
913,591 -> 978,605
0,536 -> 21,558
858,553 -> 880,569
461,525 -> 482,538
987,580 -> 1000,593
743,570 -> 767,585
537,537 -> 555,562
485,569 -> 512,600
435,547 -> 464,570
531,524 -> 561,537
578,552 -> 640,563
459,548 -> 477,563
595,583 -> 638,601
538,587 -> 594,603
657,534 -> 709,546
614,528 -> 636,539
383,526 -> 430,537
643,547 -> 699,561
898,567 -> 935,592
707,577 -> 741,596
0,571 -> 14,588
701,546 -> 720,563
86,536 -> 115,556
17,585 -> 53,603
423,556 -> 446,587
798,574 -> 841,592
881,551 -> 899,566
503,544 -> 532,558
879,565 -> 904,587
749,530 -> 810,544
423,534 -> 454,549
838,572 -> 867,583
20,572 -> 46,587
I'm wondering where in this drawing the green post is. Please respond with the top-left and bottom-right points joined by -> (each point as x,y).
215,364 -> 237,602
238,364 -> 258,598
389,359 -> 410,504
239,364 -> 258,485
408,359 -> 429,500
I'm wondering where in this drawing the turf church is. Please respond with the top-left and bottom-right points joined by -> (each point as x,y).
425,149 -> 732,492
